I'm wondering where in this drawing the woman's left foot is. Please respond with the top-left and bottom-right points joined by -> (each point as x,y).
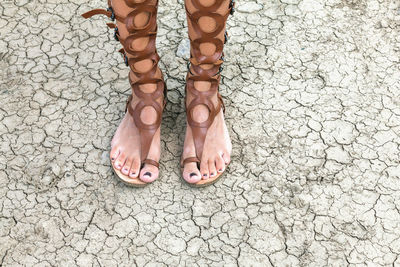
181,82 -> 232,183
182,113 -> 232,184
181,0 -> 234,184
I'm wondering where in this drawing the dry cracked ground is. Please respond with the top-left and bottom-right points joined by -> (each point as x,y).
1,0 -> 400,266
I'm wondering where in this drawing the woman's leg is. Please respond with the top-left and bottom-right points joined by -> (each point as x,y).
107,0 -> 165,183
181,0 -> 233,183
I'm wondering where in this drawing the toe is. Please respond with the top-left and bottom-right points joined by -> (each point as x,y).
110,147 -> 120,162
129,159 -> 140,178
121,158 -> 132,175
200,159 -> 210,180
114,153 -> 126,170
183,162 -> 201,183
221,151 -> 231,165
215,155 -> 225,173
139,164 -> 159,183
208,158 -> 217,178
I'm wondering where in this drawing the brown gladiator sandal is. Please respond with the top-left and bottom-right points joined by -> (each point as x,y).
181,0 -> 235,187
82,0 -> 166,187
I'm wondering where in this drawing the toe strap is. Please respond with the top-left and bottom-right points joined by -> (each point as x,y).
181,157 -> 200,168
143,158 -> 159,168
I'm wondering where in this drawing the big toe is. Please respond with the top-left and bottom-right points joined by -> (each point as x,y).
183,163 -> 202,184
139,164 -> 159,183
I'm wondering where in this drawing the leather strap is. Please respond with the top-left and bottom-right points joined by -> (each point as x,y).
182,0 -> 233,165
81,8 -> 125,22
143,158 -> 159,168
82,0 -> 165,168
181,157 -> 200,168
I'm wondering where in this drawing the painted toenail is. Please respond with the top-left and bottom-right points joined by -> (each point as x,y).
219,169 -> 223,172
190,172 -> 197,177
144,172 -> 151,177
211,173 -> 215,176
111,157 -> 115,161
203,174 -> 207,177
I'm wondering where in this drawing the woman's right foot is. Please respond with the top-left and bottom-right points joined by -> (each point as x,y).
110,82 -> 163,183
109,0 -> 165,184
80,0 -> 166,184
